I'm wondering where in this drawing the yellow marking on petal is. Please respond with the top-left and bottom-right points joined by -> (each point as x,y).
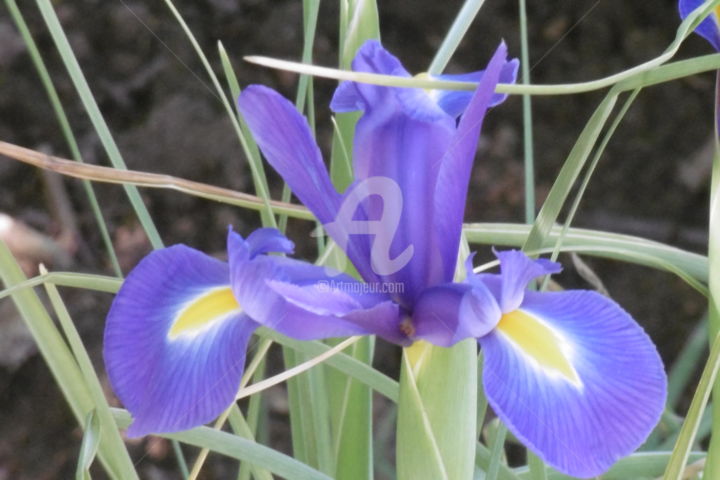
497,309 -> 581,387
169,287 -> 240,339
715,5 -> 720,24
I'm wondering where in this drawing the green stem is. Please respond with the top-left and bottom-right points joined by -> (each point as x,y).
427,0 -> 486,75
163,0 -> 277,228
518,0 -> 535,225
703,67 -> 720,480
486,423 -> 508,480
5,0 -> 121,276
35,0 -> 163,248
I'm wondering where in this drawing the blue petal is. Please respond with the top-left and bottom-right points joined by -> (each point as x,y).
330,40 -> 449,123
330,40 -> 458,304
237,85 -> 342,224
237,86 -> 380,284
679,0 -> 720,51
479,290 -> 666,477
432,44 -> 514,283
494,249 -> 562,312
413,281 -> 501,347
245,227 -> 294,257
431,58 -> 519,118
227,230 -> 407,345
104,245 -> 257,436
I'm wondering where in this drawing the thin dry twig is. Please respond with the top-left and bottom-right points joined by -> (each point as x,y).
0,140 -> 313,220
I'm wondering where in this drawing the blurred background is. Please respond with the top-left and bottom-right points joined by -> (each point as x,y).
0,0 -> 714,477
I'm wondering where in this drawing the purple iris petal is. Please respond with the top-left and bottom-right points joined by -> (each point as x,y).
227,229 -> 406,344
330,40 -> 450,124
330,40 -> 515,305
679,0 -> 720,51
494,249 -> 562,312
237,85 -> 342,225
480,290 -> 666,477
241,40 -> 515,308
431,58 -> 520,118
104,226 -> 409,437
104,245 -> 258,436
455,250 -> 666,477
431,43 -> 513,284
413,281 -> 501,346
237,86 -> 379,285
246,227 -> 295,257
329,42 -> 455,304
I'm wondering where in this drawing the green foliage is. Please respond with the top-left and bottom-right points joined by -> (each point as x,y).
4,0 -> 720,478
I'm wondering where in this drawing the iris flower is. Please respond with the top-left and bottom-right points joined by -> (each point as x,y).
104,41 -> 513,437
104,39 -> 666,478
238,40 -> 665,476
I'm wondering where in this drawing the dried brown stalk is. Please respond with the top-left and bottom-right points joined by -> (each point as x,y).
0,140 -> 313,221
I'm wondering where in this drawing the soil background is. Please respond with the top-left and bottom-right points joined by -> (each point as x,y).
0,0 -> 715,478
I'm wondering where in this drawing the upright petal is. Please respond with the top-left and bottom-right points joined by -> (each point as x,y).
227,230 -> 408,345
330,40 -> 458,304
104,245 -> 257,436
246,227 -> 295,257
429,58 -> 519,118
432,43 -> 514,282
679,0 -> 720,51
479,290 -> 666,477
494,249 -> 562,312
330,40 -> 448,124
238,85 -> 341,224
238,86 -> 379,284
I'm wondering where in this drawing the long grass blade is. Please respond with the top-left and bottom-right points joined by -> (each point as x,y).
41,265 -> 138,479
427,0 -> 486,74
76,410 -> 101,480
0,239 -> 138,479
246,0 -> 720,94
464,223 -> 707,282
664,331 -> 720,479
111,409 -> 332,480
522,92 -> 617,253
701,67 -> 720,479
34,0 -> 163,249
0,141 -> 312,221
668,315 -> 709,410
547,89 -> 641,267
5,0 -> 121,276
162,0 -> 277,228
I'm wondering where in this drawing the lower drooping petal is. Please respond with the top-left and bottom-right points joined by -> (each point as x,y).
479,290 -> 666,478
104,245 -> 258,437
